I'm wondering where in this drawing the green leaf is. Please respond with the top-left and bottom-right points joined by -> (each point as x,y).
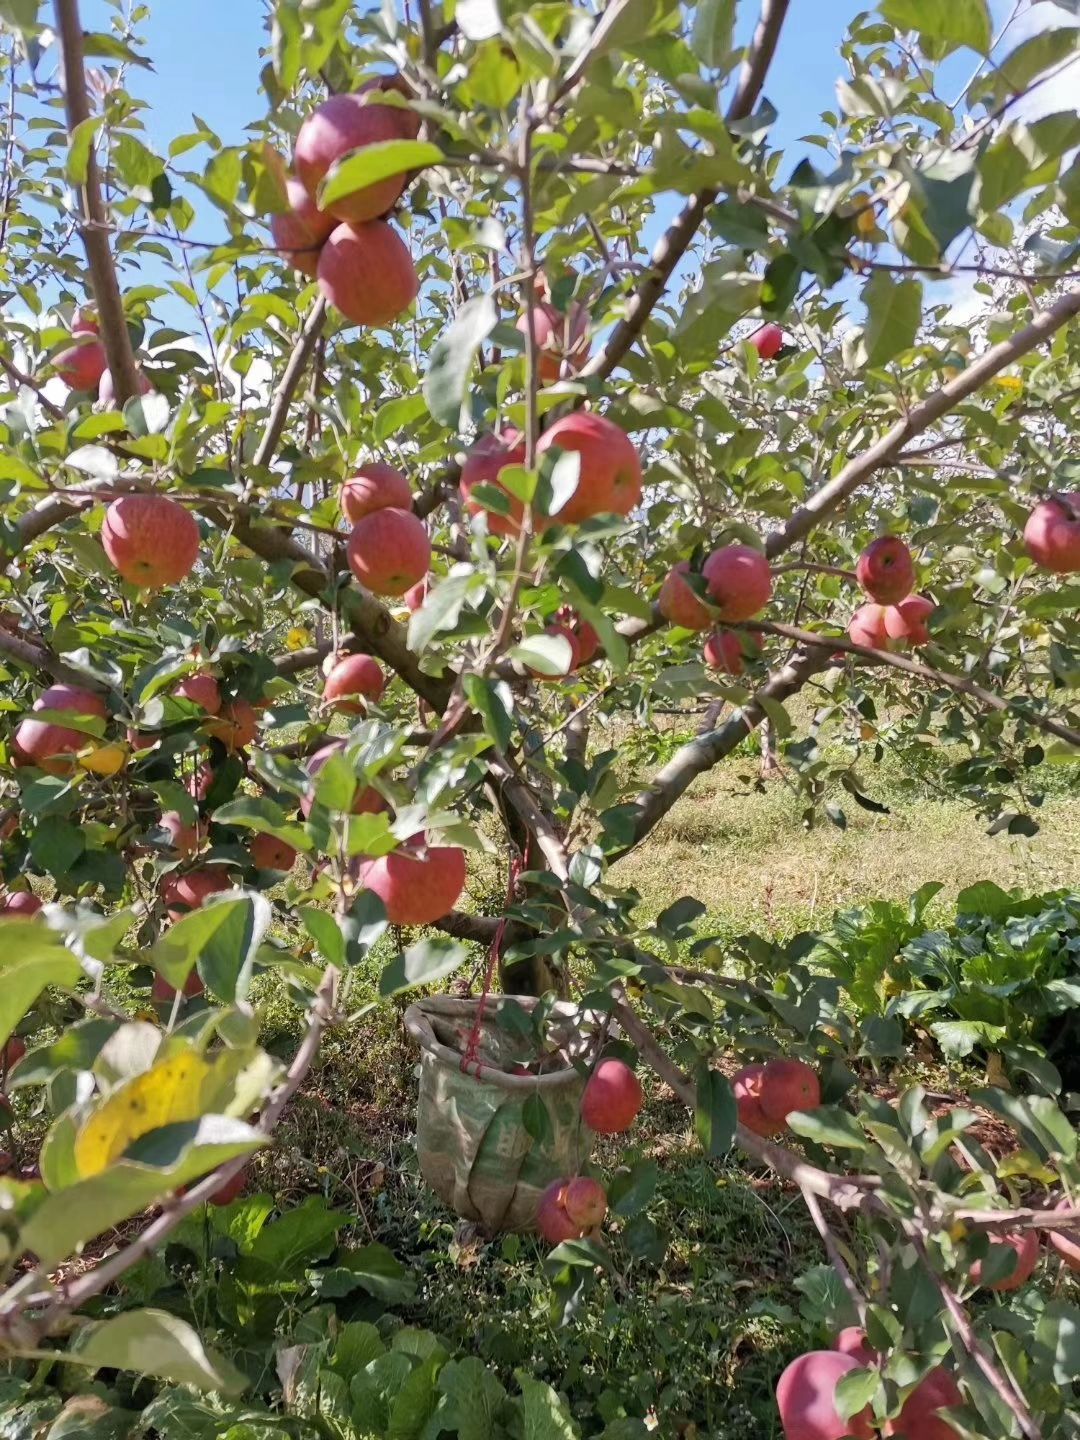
75,1310 -> 246,1394
881,0 -> 991,56
509,632 -> 575,677
314,1242 -> 418,1305
10,1018 -> 118,1089
691,0 -> 735,67
834,1367 -> 880,1421
319,139 -> 443,210
608,1159 -> 658,1217
786,1105 -> 868,1151
695,1066 -> 736,1157
213,796 -> 312,851
515,1373 -> 578,1440
66,116 -> 102,184
462,675 -> 513,751
407,572 -> 476,654
674,266 -> 758,358
373,391 -> 429,444
1036,1300 -> 1080,1384
423,294 -> 499,427
522,1092 -> 554,1145
970,1087 -> 1077,1162
438,1358 -> 508,1440
244,1194 -> 348,1274
0,927 -> 84,1050
861,272 -> 922,367
380,939 -> 469,998
151,893 -> 270,1002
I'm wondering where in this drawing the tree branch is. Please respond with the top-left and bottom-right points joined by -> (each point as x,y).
765,284 -> 1080,560
252,297 -> 328,470
53,0 -> 142,407
0,351 -> 65,420
0,625 -> 87,687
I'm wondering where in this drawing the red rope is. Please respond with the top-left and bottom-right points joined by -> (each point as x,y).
460,839 -> 529,1077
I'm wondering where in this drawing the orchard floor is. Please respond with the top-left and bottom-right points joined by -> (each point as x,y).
246,745 -> 1080,1440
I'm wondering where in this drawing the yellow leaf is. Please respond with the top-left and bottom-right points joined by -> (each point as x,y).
993,375 -> 1023,393
285,626 -> 310,651
78,742 -> 128,776
74,1052 -> 212,1176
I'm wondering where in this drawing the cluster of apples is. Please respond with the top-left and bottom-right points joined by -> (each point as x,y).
536,1057 -> 643,1245
848,538 -> 933,651
272,76 -> 421,328
657,544 -> 773,676
340,461 -> 431,597
733,1057 -> 821,1138
52,310 -> 156,404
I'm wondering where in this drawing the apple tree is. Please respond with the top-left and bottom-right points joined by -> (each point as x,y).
0,0 -> 1079,1433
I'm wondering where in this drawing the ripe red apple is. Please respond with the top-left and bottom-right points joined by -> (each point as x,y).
203,698 -> 259,752
358,72 -> 421,138
347,507 -> 431,596
152,968 -> 205,1002
751,324 -> 784,361
208,1164 -> 248,1206
2,1037 -> 26,1072
0,892 -> 43,918
55,334 -> 107,392
733,1063 -> 782,1138
702,545 -> 772,622
174,671 -> 221,714
833,1329 -> 875,1365
98,367 -> 153,406
581,1058 -> 643,1134
535,413 -> 642,524
557,608 -> 600,666
856,537 -> 916,603
1023,495 -> 1080,573
317,220 -> 419,327
517,301 -> 590,384
295,92 -> 415,223
1048,1199 -> 1080,1272
271,175 -> 336,277
703,628 -> 745,675
883,595 -> 934,647
536,1178 -> 582,1245
189,761 -> 216,802
970,1230 -> 1040,1291
404,578 -> 428,611
459,429 -> 528,536
160,867 -> 233,920
14,684 -> 108,775
759,1058 -> 821,1124
659,561 -> 712,631
300,742 -> 388,818
341,463 -> 413,522
848,603 -> 890,650
322,652 -> 387,714
161,810 -> 201,857
886,1368 -> 963,1440
353,837 -> 466,925
776,1351 -> 873,1440
563,1176 -> 607,1230
249,833 -> 297,872
101,495 -> 200,589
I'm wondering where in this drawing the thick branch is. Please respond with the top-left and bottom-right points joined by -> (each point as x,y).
765,284 -> 1080,560
0,626 -> 86,687
53,0 -> 142,406
584,0 -> 790,382
617,645 -> 829,855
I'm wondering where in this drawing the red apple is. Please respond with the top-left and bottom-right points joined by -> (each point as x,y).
353,837 -> 466,925
347,507 -> 431,596
404,578 -> 428,611
970,1230 -> 1040,1292
883,595 -> 934,647
295,92 -> 416,223
752,324 -> 784,361
174,671 -> 221,715
208,1164 -> 248,1206
833,1329 -> 875,1365
203,698 -> 259,752
161,811 -> 201,857
733,1063 -> 782,1138
189,762 -> 216,803
776,1351 -> 873,1440
659,561 -> 712,631
98,367 -> 153,407
759,1058 -> 821,1124
317,220 -> 419,327
557,607 -> 600,666
101,495 -> 200,589
322,652 -> 387,714
517,301 -> 590,384
563,1176 -> 607,1230
1023,495 -> 1080,574
358,72 -> 421,138
459,429 -> 527,537
1049,1199 -> 1080,1272
0,892 -> 43,918
848,603 -> 890,649
249,832 -> 297,872
271,175 -> 336,277
886,1368 -> 963,1440
152,968 -> 205,1002
703,628 -> 745,674
14,684 -> 108,775
581,1059 -> 643,1134
536,1178 -> 582,1245
856,537 -> 916,603
341,463 -> 413,522
160,867 -> 233,920
702,545 -> 772,622
535,413 -> 642,524
55,335 -> 107,392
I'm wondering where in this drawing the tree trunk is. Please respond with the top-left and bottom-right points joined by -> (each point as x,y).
487,781 -> 564,998
759,717 -> 782,780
